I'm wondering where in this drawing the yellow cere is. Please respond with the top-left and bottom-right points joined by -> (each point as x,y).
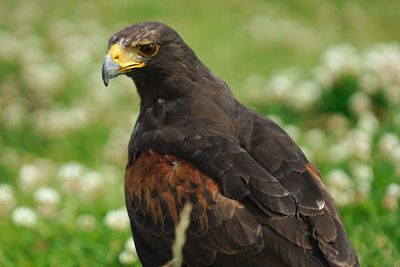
108,43 -> 145,70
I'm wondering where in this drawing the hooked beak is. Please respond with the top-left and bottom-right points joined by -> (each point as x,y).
102,55 -> 120,87
101,43 -> 145,87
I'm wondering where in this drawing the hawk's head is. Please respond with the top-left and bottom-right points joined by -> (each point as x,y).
102,22 -> 198,87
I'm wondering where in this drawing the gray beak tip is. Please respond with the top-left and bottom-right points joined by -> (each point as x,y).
102,65 -> 109,87
102,55 -> 120,87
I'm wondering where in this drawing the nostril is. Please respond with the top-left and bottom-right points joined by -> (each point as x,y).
113,55 -> 119,60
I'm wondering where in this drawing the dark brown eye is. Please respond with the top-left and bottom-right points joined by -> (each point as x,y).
139,43 -> 158,57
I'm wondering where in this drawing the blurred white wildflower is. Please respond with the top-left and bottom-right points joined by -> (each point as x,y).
34,187 -> 60,206
118,237 -> 137,265
0,31 -> 24,62
312,66 -> 333,88
345,129 -> 372,161
1,102 -> 27,130
58,162 -> 85,193
304,128 -> 326,150
349,92 -> 372,115
119,250 -> 137,265
76,214 -> 97,230
34,106 -> 90,137
34,187 -> 60,217
289,80 -> 321,110
357,112 -> 379,135
321,45 -> 360,84
383,183 -> 400,211
351,163 -> 373,201
378,133 -> 399,159
125,237 -> 136,254
104,207 -> 130,231
81,171 -> 104,199
391,146 -> 400,163
0,184 -> 16,217
12,207 -> 38,228
22,63 -> 66,96
19,164 -> 47,192
329,143 -> 351,163
268,74 -> 294,100
362,44 -> 400,90
327,169 -> 354,206
359,72 -> 380,94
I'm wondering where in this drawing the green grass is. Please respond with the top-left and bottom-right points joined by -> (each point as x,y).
1,0 -> 400,266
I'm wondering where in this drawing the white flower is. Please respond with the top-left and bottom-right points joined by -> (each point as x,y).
33,106 -> 90,137
386,183 -> 400,198
383,183 -> 400,211
58,162 -> 85,179
268,74 -> 294,100
81,171 -> 103,198
359,72 -> 380,94
351,163 -> 373,200
0,32 -> 24,62
22,63 -> 65,96
378,133 -> 399,159
19,164 -> 46,192
289,80 -> 321,109
312,66 -> 333,88
0,184 -> 16,216
346,129 -> 372,161
391,146 -> 400,163
357,112 -> 379,135
104,208 -> 130,231
304,128 -> 326,150
12,207 -> 38,228
327,169 -> 354,206
125,237 -> 136,254
349,92 -> 372,115
58,162 -> 85,193
118,237 -> 137,265
76,214 -> 97,230
34,187 -> 60,206
118,250 -> 136,265
2,103 -> 26,130
329,143 -> 351,163
362,44 -> 400,89
322,45 -> 360,78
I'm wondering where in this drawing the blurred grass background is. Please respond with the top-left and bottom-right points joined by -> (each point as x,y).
1,0 -> 400,266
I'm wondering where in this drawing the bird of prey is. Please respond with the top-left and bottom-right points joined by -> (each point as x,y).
102,22 -> 359,267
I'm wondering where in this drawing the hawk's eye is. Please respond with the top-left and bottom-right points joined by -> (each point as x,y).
138,43 -> 158,57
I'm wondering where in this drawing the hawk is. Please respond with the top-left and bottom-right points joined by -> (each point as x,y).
102,22 -> 359,267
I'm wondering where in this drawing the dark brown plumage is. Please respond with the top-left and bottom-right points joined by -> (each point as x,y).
102,22 -> 359,267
